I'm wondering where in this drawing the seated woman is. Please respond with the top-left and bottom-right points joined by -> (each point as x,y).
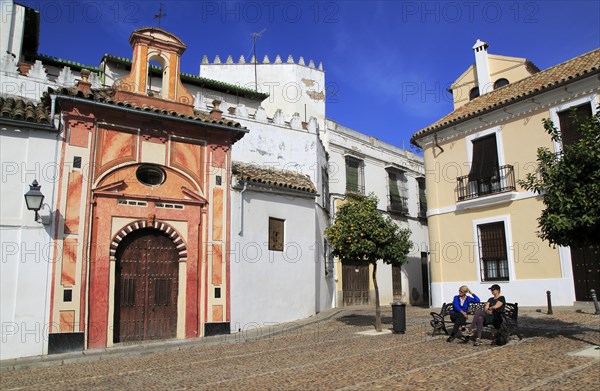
465,284 -> 506,346
446,285 -> 480,342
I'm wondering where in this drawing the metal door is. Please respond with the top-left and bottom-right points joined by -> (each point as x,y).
114,228 -> 179,342
342,261 -> 370,306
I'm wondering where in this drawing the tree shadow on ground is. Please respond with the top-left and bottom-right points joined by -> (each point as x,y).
516,314 -> 600,346
336,314 -> 393,327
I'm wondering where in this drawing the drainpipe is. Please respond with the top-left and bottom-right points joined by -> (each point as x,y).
238,181 -> 247,236
328,193 -> 346,310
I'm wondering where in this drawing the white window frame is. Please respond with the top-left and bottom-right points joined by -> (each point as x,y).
464,126 -> 508,197
549,94 -> 598,154
472,215 -> 515,283
465,125 -> 505,173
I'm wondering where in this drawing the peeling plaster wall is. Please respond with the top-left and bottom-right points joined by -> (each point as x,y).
200,62 -> 326,130
233,117 -> 321,184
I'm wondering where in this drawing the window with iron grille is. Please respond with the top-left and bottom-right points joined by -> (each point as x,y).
557,102 -> 592,147
478,222 -> 509,281
269,217 -> 284,251
120,278 -> 136,306
153,278 -> 170,306
324,240 -> 334,277
387,169 -> 408,214
345,156 -> 364,194
322,166 -> 330,212
416,177 -> 427,218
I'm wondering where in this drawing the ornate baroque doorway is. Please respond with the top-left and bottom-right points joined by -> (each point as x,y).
113,228 -> 179,342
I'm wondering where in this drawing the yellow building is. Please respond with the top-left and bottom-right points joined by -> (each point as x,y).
411,41 -> 599,307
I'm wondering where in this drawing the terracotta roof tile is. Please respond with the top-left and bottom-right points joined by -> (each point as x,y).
0,96 -> 50,124
47,87 -> 244,129
232,162 -> 316,194
411,48 -> 600,144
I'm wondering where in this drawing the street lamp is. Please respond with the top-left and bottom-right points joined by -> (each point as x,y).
24,180 -> 45,222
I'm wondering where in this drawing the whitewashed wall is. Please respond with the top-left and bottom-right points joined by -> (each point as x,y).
200,60 -> 326,130
0,123 -> 61,360
1,0 -> 25,62
229,190 -> 317,328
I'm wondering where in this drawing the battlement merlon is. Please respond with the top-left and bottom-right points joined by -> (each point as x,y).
200,54 -> 324,72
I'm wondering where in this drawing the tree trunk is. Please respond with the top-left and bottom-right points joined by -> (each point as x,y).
373,261 -> 382,332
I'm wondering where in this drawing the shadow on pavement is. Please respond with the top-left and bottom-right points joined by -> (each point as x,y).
336,314 -> 393,327
517,315 -> 600,346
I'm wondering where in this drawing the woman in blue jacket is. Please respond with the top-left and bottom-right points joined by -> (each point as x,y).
446,285 -> 480,342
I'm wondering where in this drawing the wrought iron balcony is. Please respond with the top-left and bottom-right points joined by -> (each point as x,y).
457,165 -> 516,202
346,183 -> 365,195
387,195 -> 409,215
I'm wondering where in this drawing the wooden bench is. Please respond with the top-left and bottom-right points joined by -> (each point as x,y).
430,302 -> 520,341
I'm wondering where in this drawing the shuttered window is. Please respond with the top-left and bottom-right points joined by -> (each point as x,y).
417,177 -> 427,217
322,167 -> 330,211
558,102 -> 592,147
269,218 -> 284,251
324,240 -> 334,277
469,134 -> 499,181
387,169 -> 408,213
345,156 -> 364,194
478,222 -> 509,281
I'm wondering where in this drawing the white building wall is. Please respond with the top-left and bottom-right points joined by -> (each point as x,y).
229,112 -> 335,322
325,119 -> 429,306
229,190 -> 317,328
0,124 -> 60,360
200,60 -> 326,130
1,0 -> 26,61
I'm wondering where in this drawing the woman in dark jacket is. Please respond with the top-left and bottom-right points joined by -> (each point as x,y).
446,285 -> 480,342
465,284 -> 506,346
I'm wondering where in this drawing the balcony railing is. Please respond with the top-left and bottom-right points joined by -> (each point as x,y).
346,183 -> 365,195
387,195 -> 408,215
457,165 -> 516,201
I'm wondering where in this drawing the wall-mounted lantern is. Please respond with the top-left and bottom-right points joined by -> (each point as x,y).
24,180 -> 47,223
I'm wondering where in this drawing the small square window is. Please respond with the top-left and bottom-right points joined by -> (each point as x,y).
63,289 -> 72,302
216,175 -> 222,186
73,156 -> 81,169
269,218 -> 284,251
214,287 -> 221,298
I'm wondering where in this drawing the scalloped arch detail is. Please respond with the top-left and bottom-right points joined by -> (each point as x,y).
109,220 -> 187,262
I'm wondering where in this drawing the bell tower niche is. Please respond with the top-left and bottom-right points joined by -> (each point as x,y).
118,28 -> 193,105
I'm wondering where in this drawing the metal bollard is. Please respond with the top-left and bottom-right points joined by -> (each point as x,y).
546,290 -> 553,315
591,289 -> 600,315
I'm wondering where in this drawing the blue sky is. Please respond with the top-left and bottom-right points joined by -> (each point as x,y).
18,0 -> 600,150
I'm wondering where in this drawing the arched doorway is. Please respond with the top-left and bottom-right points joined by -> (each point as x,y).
113,228 -> 179,343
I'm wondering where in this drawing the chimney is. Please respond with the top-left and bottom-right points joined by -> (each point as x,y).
472,39 -> 492,95
210,99 -> 223,120
76,68 -> 92,95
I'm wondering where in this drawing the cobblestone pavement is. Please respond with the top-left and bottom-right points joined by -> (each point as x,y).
1,306 -> 599,390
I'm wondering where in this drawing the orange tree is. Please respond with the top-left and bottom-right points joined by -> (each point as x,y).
325,192 -> 412,331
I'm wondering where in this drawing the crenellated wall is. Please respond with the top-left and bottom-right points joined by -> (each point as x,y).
200,54 -> 327,133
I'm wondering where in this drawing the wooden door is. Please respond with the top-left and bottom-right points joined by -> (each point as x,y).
342,261 -> 369,306
571,246 -> 600,301
114,228 -> 179,343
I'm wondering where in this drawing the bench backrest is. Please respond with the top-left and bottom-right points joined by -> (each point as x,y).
441,301 -> 518,320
